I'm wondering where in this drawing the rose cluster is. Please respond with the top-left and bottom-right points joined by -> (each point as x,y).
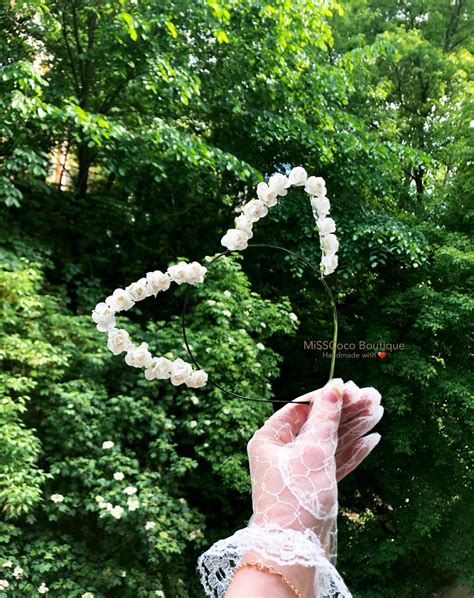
92,261 -> 208,388
220,166 -> 338,276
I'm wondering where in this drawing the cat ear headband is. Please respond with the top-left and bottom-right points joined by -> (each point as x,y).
92,167 -> 339,403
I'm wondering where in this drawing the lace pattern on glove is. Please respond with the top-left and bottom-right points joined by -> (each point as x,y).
197,523 -> 352,598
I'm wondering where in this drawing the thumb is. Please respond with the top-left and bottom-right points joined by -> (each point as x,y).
299,379 -> 344,456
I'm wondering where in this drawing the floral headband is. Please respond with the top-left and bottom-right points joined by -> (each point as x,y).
92,166 -> 339,397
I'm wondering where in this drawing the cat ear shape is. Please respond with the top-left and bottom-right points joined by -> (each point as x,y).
92,262 -> 209,388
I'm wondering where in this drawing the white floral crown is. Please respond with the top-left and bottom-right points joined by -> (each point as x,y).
92,166 -> 338,390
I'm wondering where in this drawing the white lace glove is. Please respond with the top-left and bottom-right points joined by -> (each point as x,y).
198,379 -> 383,597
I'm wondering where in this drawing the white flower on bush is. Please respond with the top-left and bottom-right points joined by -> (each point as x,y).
13,566 -> 23,579
268,173 -> 288,196
289,312 -> 298,322
145,521 -> 156,530
186,370 -> 208,388
155,591 -> 165,598
286,166 -> 307,187
190,420 -> 198,428
51,494 -> 64,503
145,356 -> 172,381
113,472 -> 125,481
170,358 -> 192,386
107,328 -> 132,355
321,233 -> 339,255
221,228 -> 249,251
91,302 -> 116,332
127,496 -> 140,511
82,593 -> 94,598
234,214 -> 254,237
125,277 -> 149,302
146,270 -> 171,295
102,440 -> 114,450
125,342 -> 153,369
123,486 -> 137,496
305,176 -> 327,197
242,199 -> 268,223
256,182 -> 278,206
105,288 -> 134,312
322,254 -> 339,275
38,583 -> 49,594
110,505 -> 124,519
317,217 -> 336,236
0,580 -> 9,590
2,561 -> 12,568
311,196 -> 330,218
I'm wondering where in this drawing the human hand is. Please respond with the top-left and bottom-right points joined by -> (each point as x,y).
198,379 -> 383,598
247,379 -> 383,555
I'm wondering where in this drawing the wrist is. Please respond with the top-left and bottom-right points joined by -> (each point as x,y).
240,550 -> 314,598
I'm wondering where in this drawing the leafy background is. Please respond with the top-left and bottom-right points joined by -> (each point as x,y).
0,0 -> 473,596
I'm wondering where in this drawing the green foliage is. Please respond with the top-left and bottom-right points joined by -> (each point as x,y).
0,0 -> 472,596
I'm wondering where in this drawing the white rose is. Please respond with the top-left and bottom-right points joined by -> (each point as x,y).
234,215 -> 254,237
170,358 -> 193,386
311,196 -> 330,218
125,277 -> 150,302
145,356 -> 173,381
321,233 -> 339,255
110,505 -> 124,519
13,566 -> 23,579
105,288 -> 134,312
155,591 -> 165,598
317,217 -> 336,235
127,496 -> 140,511
242,199 -> 268,223
51,494 -> 64,503
123,486 -> 137,495
256,182 -> 278,206
289,312 -> 298,321
186,370 -> 208,388
113,472 -> 124,481
146,270 -> 171,295
190,420 -> 197,428
286,166 -> 307,187
145,521 -> 156,530
305,176 -> 327,197
107,328 -> 132,355
322,254 -> 338,275
91,302 -> 116,332
268,173 -> 289,196
125,342 -> 153,369
0,580 -> 9,590
38,583 -> 49,594
102,440 -> 114,450
167,262 -> 190,285
82,593 -> 94,598
221,228 -> 249,251
186,262 -> 207,285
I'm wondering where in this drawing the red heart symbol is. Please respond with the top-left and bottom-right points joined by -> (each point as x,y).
378,351 -> 387,358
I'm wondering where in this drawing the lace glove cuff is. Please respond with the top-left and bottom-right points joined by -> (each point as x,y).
197,523 -> 352,598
